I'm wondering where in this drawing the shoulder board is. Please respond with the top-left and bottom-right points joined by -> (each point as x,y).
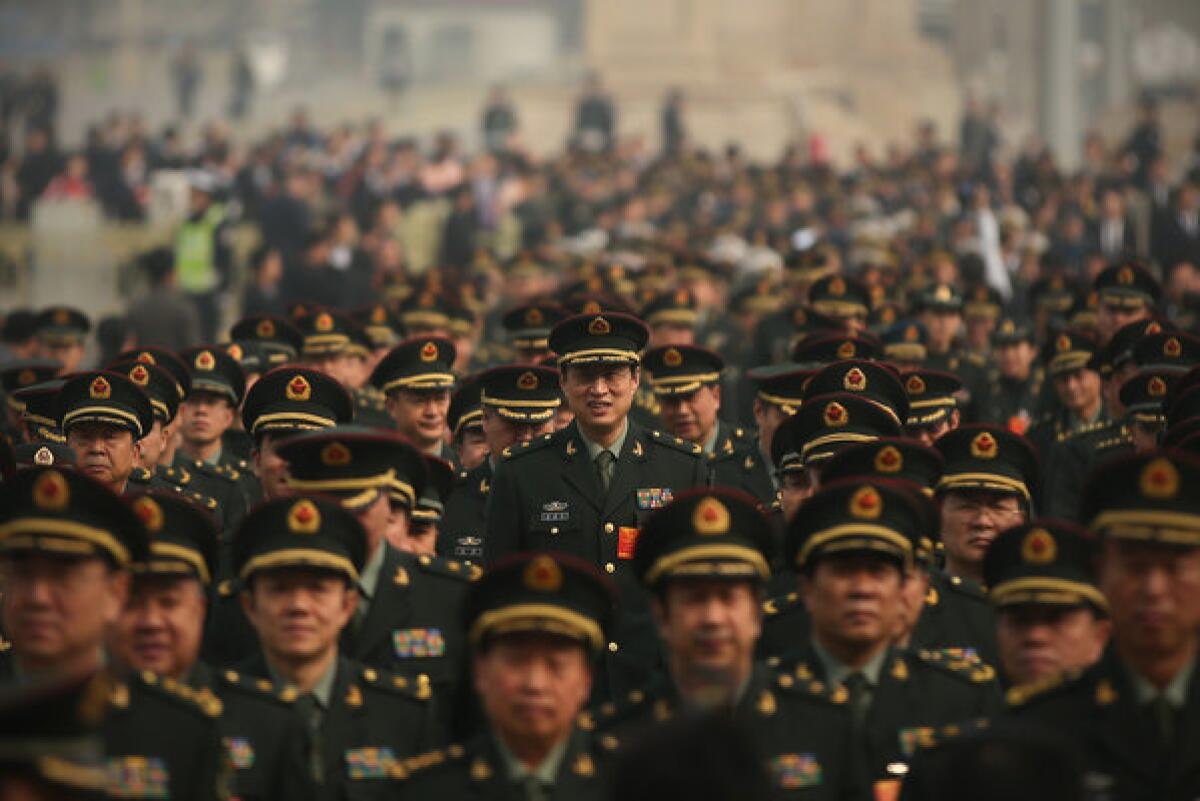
943,574 -> 987,599
914,649 -> 997,684
1061,420 -> 1112,442
501,431 -> 557,460
134,670 -> 223,717
129,466 -> 153,483
761,591 -> 801,617
1005,668 -> 1084,707
647,429 -> 703,455
359,667 -> 433,702
189,461 -> 238,485
415,553 -> 481,582
960,352 -> 986,367
773,669 -> 846,705
1095,435 -> 1131,452
217,669 -> 296,705
187,490 -> 218,510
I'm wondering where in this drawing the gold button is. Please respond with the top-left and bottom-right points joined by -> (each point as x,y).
604,522 -> 614,534
608,641 -> 619,653
550,527 -> 559,535
604,562 -> 616,574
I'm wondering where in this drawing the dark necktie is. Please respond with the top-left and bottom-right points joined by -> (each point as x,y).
1149,694 -> 1176,747
843,672 -> 871,729
595,450 -> 616,494
295,693 -> 325,783
518,775 -> 550,801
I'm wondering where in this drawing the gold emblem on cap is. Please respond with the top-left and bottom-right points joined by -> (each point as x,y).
1021,528 -> 1057,564
823,401 -> 848,427
371,306 -> 387,324
314,312 -> 334,332
525,307 -> 544,326
286,375 -> 312,401
129,364 -> 150,386
970,431 -> 998,459
1146,321 -> 1162,335
587,316 -> 612,336
523,554 -> 563,592
843,367 -> 867,392
136,351 -> 157,365
16,368 -> 36,386
874,445 -> 903,473
195,351 -> 216,371
828,277 -> 846,296
1139,458 -> 1179,499
934,285 -> 952,302
1056,334 -> 1072,353
256,319 -> 276,339
905,375 -> 926,395
836,341 -> 856,359
89,375 -> 112,400
905,325 -> 920,342
693,496 -> 731,536
53,308 -> 70,325
1117,266 -> 1134,285
663,348 -> 683,368
227,343 -> 243,361
320,442 -> 352,467
132,496 -> 164,533
1164,337 -> 1182,358
420,341 -> 439,362
32,470 -> 69,511
33,446 -> 54,465
1148,376 -> 1168,397
1000,320 -> 1015,335
516,371 -> 539,390
583,300 -> 602,315
287,499 -> 321,534
849,486 -> 883,520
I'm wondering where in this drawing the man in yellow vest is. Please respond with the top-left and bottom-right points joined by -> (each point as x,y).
174,171 -> 231,342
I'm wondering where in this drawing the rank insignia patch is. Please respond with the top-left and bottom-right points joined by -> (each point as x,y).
771,753 -> 823,789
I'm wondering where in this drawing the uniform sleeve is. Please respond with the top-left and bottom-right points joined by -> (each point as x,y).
483,459 -> 523,566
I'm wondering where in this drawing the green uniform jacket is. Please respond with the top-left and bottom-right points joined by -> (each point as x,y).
1006,648 -> 1200,801
782,641 -> 1002,786
595,662 -> 860,801
239,653 -> 440,801
1041,421 -> 1133,521
398,728 -> 616,801
440,461 -> 491,563
190,661 -> 317,801
484,420 -> 707,698
706,422 -> 778,508
104,669 -> 229,801
910,571 -> 999,670
976,370 -> 1044,430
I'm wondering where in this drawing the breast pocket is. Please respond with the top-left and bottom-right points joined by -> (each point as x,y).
527,516 -> 583,554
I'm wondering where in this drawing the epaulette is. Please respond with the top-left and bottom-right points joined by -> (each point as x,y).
1060,419 -> 1113,442
188,461 -> 238,485
159,465 -> 190,486
185,489 -> 218,510
129,466 -> 153,483
359,667 -> 433,702
647,429 -> 703,455
134,670 -> 223,717
774,667 -> 847,706
914,648 -> 997,684
762,591 -> 801,617
959,351 -> 987,367
501,432 -> 557,460
943,574 -> 987,599
414,553 -> 482,582
217,669 -> 297,705
1004,668 -> 1084,707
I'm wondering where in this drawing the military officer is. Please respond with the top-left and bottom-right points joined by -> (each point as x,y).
409,454 -> 454,556
485,312 -> 707,700
601,488 -> 860,800
448,375 -> 488,471
914,283 -> 989,419
642,344 -> 775,505
232,495 -> 441,799
977,318 -> 1043,435
56,370 -> 156,494
1092,260 -> 1159,344
500,302 -> 567,364
371,336 -> 460,465
275,427 -> 476,735
0,467 -> 228,801
983,519 -> 1110,688
11,377 -> 66,444
0,357 -> 59,436
111,490 -> 316,801
1120,368 -> 1182,452
746,364 -> 812,488
229,314 -> 304,367
1025,328 -> 1107,459
962,284 -> 1003,357
900,369 -> 963,446
1007,450 -> 1200,801
442,364 -> 561,563
916,425 -> 1040,668
878,321 -> 927,372
32,305 -> 90,375
397,552 -> 619,801
780,477 -> 1002,791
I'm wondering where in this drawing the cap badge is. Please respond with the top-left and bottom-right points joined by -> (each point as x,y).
874,446 -> 903,473
16,369 -> 36,386
315,313 -> 334,333
693,496 -> 731,536
836,341 -> 856,359
286,375 -> 312,402
419,341 -> 439,362
849,486 -> 882,520
823,401 -> 848,427
33,446 -> 54,465
136,352 -> 157,365
516,371 -> 539,391
419,293 -> 435,309
132,496 -> 164,533
256,319 -> 276,339
1117,266 -> 1134,285
663,348 -> 683,368
587,316 -> 612,336
905,375 -> 926,395
934,285 -> 952,302
1021,528 -> 1057,565
89,376 -> 112,400
1139,458 -> 1179,499
1164,337 -> 1182,358
321,442 -> 352,467
843,367 -> 867,392
828,277 -> 846,296
195,351 -> 216,371
1000,320 -> 1015,335
227,343 -> 243,362
525,308 -> 544,326
287,499 -> 322,534
970,431 -> 998,459
905,325 -> 920,342
1147,322 -> 1162,335
523,554 -> 563,592
675,289 -> 690,305
371,306 -> 387,324
53,308 -> 71,325
32,470 -> 69,511
1056,334 -> 1072,353
129,364 -> 150,386
583,301 -> 602,315
1148,376 -> 1168,397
